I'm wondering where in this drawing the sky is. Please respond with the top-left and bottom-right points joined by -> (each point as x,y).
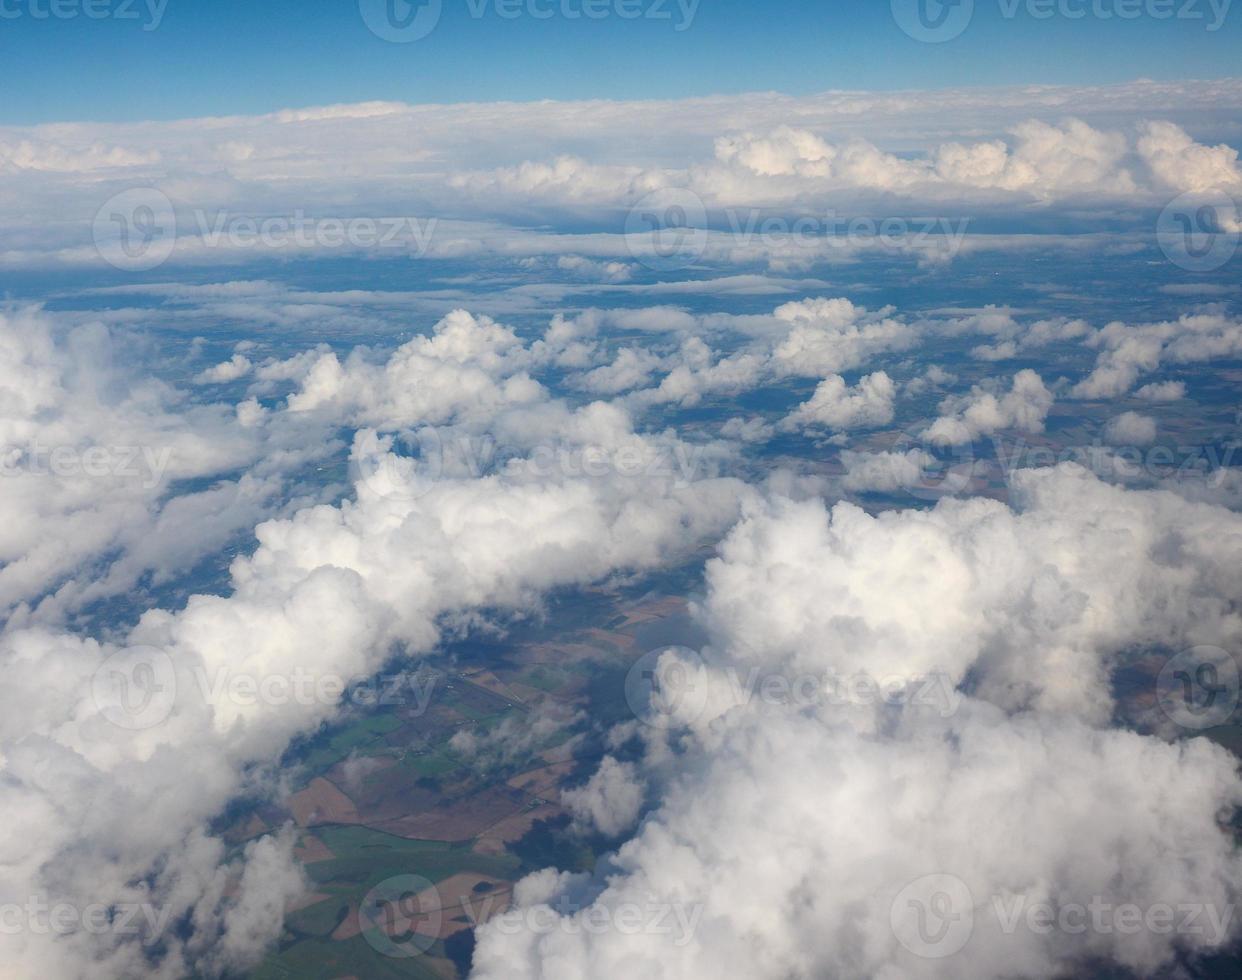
4,1 -> 1242,978
2,0 -> 1241,123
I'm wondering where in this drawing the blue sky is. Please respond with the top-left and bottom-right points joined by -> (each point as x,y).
1,0 -> 1239,123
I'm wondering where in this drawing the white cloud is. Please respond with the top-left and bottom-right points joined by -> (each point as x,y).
770,298 -> 918,377
1134,380 -> 1186,401
562,756 -> 644,838
1104,411 -> 1158,446
783,371 -> 896,431
475,465 -> 1242,979
924,369 -> 1054,445
1072,312 -> 1242,398
0,307 -> 758,979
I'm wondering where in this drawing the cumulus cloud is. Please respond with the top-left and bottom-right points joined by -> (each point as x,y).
1072,311 -> 1242,398
839,448 -> 936,493
924,369 -> 1054,445
0,307 -> 756,979
0,308 -> 327,623
474,465 -> 1242,979
3,85 -> 1240,273
1104,411 -> 1158,446
561,756 -> 645,838
1137,120 -> 1242,194
194,353 -> 252,384
782,371 -> 896,431
769,298 -> 918,377
1134,380 -> 1187,401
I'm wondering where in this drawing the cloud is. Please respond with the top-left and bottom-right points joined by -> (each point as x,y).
474,465 -> 1242,979
1137,121 -> 1242,194
770,298 -> 918,377
2,84 -> 1240,273
783,371 -> 897,431
0,308 -> 330,623
1134,380 -> 1186,401
0,307 -> 757,979
839,448 -> 936,493
194,353 -> 252,384
924,369 -> 1054,445
562,756 -> 645,838
1072,311 -> 1242,398
1104,411 -> 1158,446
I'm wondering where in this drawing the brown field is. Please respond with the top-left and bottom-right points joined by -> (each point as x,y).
331,874 -> 508,943
292,831 -> 335,864
460,669 -> 526,704
289,777 -> 360,827
224,812 -> 270,844
477,801 -> 567,847
506,760 -> 575,798
367,784 -> 530,841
